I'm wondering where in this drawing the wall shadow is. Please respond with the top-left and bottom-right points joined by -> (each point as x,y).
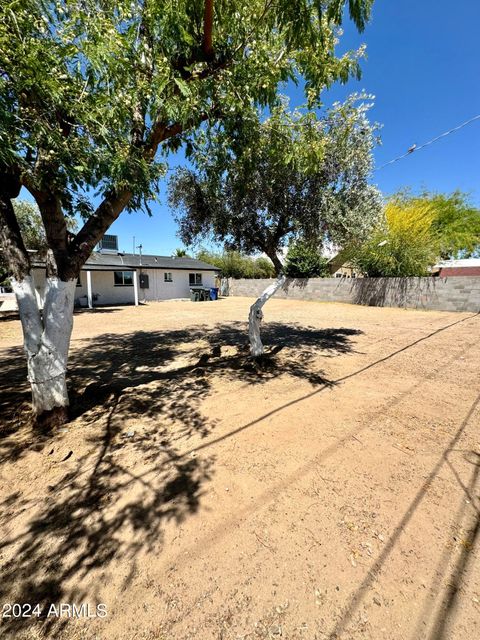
351,276 -> 443,309
282,277 -> 309,292
351,277 -> 409,307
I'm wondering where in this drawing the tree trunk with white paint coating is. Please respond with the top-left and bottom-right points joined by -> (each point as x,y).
248,275 -> 286,357
12,275 -> 76,426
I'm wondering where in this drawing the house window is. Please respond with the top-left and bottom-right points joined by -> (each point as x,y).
189,273 -> 202,286
114,271 -> 134,286
164,272 -> 173,282
76,275 -> 82,287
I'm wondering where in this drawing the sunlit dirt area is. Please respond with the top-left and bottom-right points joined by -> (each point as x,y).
0,298 -> 479,640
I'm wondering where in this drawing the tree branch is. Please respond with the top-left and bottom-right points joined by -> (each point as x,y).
0,177 -> 31,281
21,164 -> 72,278
264,248 -> 284,276
203,0 -> 214,60
70,110 -> 214,274
36,193 -> 70,278
65,188 -> 133,278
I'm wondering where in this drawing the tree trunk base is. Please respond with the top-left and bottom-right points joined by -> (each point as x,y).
33,405 -> 70,432
248,275 -> 286,357
12,275 -> 76,427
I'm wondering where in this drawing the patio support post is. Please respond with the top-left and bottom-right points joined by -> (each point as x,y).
86,270 -> 93,309
133,270 -> 139,306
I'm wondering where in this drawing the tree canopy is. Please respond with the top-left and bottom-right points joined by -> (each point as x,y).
173,247 -> 188,257
1,0 -> 374,280
169,95 -> 382,274
350,191 -> 480,277
11,200 -> 46,252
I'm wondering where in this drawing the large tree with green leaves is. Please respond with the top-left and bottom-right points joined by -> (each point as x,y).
169,96 -> 381,355
0,0 -> 374,425
351,191 -> 480,277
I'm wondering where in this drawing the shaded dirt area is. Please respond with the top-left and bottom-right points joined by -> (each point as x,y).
0,298 -> 479,640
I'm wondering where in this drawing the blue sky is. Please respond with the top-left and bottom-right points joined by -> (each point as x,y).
24,0 -> 480,256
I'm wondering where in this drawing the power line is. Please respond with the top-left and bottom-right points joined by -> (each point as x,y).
163,113 -> 480,175
375,113 -> 480,172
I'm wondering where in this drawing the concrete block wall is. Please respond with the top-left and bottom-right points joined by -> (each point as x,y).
226,276 -> 480,313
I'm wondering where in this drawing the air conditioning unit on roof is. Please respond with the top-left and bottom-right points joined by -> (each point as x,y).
97,234 -> 119,254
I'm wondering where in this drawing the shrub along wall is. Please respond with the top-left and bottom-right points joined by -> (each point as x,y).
226,276 -> 480,313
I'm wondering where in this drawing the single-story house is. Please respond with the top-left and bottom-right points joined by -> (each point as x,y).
433,258 -> 480,277
28,235 -> 220,308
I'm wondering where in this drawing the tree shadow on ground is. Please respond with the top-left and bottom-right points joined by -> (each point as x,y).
0,322 -> 360,465
0,320 -> 360,638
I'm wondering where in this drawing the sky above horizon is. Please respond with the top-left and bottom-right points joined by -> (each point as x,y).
23,0 -> 480,256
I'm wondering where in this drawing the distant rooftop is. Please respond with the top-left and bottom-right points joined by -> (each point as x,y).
434,258 -> 480,268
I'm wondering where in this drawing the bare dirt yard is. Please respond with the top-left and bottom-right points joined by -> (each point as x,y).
0,298 -> 479,640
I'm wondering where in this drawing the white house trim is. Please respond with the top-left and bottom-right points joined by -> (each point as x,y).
86,270 -> 93,309
133,270 -> 139,306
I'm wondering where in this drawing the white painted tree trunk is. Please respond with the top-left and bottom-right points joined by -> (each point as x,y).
11,275 -> 76,419
248,275 -> 286,357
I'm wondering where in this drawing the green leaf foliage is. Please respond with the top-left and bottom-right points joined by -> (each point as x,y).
173,247 -> 188,257
169,95 -> 382,274
350,191 -> 480,277
284,241 -> 329,278
1,0 -> 374,221
12,200 -> 46,251
196,249 -> 276,279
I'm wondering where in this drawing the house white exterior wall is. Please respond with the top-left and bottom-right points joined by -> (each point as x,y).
138,268 -> 216,302
75,270 -> 136,306
30,267 -> 217,307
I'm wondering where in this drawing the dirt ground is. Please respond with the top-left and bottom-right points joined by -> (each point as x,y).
0,297 -> 479,640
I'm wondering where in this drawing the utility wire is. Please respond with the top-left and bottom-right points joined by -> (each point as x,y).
163,113 -> 480,175
375,113 -> 480,172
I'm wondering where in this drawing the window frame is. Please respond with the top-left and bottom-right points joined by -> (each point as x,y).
114,270 -> 134,286
189,272 -> 203,286
164,272 -> 173,282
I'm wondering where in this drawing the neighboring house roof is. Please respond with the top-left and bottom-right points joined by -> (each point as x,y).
327,249 -> 354,272
32,252 -> 220,272
434,257 -> 480,277
434,258 -> 480,269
